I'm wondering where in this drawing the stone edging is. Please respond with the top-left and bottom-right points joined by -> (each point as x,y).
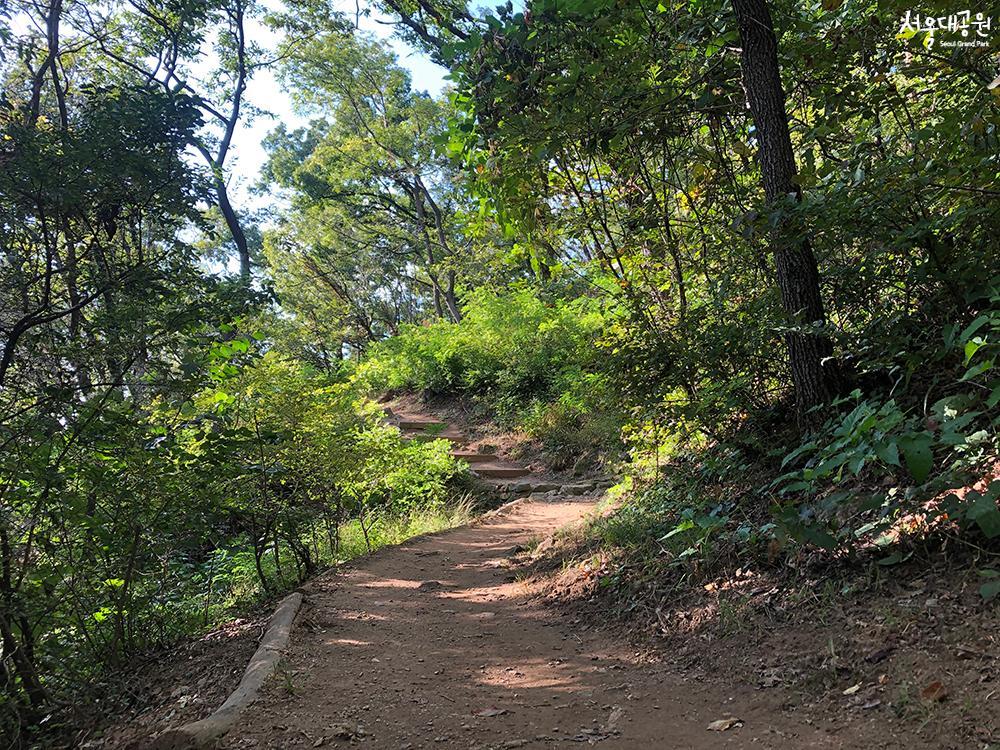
149,591 -> 304,749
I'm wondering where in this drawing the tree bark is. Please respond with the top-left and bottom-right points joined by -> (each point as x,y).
733,0 -> 840,416
443,270 -> 462,323
216,175 -> 251,281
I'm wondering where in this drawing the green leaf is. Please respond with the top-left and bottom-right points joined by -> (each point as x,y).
781,441 -> 816,468
964,338 -> 983,365
967,488 -> 1000,539
897,432 -> 934,484
961,359 -> 993,381
874,440 -> 900,467
780,480 -> 811,493
987,380 -> 1000,409
877,550 -> 912,566
803,525 -> 838,550
980,578 -> 1000,602
958,314 -> 990,345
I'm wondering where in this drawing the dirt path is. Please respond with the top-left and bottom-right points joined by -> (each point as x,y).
222,498 -> 851,749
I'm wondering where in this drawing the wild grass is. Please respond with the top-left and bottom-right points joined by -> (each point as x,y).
182,498 -> 475,633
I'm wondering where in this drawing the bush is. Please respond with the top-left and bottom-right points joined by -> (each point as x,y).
356,286 -> 622,457
0,342 -> 465,741
585,283 -> 999,587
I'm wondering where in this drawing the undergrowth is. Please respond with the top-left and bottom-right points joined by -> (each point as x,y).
540,281 -> 1000,614
354,286 -> 623,467
40,499 -> 473,745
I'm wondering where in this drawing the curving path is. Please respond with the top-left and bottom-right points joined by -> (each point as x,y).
221,497 -> 846,749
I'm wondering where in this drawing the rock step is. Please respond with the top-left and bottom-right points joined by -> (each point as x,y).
402,432 -> 467,445
449,451 -> 497,464
487,478 -> 615,496
396,418 -> 447,430
471,464 -> 531,479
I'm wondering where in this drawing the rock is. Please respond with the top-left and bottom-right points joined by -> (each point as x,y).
562,483 -> 594,496
329,723 -> 361,740
530,482 -> 560,493
706,717 -> 743,732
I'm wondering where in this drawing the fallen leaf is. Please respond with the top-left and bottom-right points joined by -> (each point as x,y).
842,683 -> 862,696
607,706 -> 624,728
865,646 -> 894,664
473,708 -> 508,717
920,680 -> 948,702
706,717 -> 743,731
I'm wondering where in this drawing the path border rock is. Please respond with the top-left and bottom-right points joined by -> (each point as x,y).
149,591 -> 304,749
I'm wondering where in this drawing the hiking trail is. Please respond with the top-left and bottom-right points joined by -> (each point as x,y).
219,408 -> 847,749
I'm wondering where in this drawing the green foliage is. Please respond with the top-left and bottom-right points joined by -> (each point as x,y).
0,337 -> 465,741
584,290 -> 998,591
355,286 -> 620,457
261,22 -> 518,356
6,0 -> 1000,741
772,286 -> 999,550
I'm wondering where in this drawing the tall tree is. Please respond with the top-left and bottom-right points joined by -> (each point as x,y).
265,22 -> 497,331
732,0 -> 840,414
81,0 -> 260,281
0,11 -> 213,726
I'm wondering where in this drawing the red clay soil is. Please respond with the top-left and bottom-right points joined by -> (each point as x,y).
220,499 -> 858,749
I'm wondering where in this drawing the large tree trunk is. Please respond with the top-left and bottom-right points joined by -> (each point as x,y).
733,0 -> 840,415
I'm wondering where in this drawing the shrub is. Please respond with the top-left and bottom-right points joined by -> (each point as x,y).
356,286 -> 622,457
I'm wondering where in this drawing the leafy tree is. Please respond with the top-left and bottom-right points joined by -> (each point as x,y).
378,0 -> 999,432
0,39 -> 220,730
79,0 -> 268,280
731,0 -> 841,413
0,5 -> 466,741
264,14 -> 500,335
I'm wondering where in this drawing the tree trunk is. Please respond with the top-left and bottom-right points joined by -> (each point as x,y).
216,175 -> 251,281
732,0 -> 840,415
443,270 -> 462,323
0,527 -> 47,711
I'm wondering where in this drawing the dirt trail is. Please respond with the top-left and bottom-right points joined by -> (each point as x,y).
222,498 -> 850,749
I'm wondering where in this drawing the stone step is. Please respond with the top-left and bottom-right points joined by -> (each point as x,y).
488,479 -> 560,493
471,464 -> 531,479
402,431 -> 467,445
450,450 -> 497,464
396,417 -> 447,430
